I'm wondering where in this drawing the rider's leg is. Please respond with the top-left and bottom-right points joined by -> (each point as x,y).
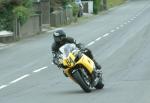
83,48 -> 101,70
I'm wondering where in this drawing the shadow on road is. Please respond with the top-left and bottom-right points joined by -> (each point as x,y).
51,90 -> 85,95
50,88 -> 105,96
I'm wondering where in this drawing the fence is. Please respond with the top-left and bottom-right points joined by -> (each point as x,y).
50,5 -> 73,27
13,14 -> 42,40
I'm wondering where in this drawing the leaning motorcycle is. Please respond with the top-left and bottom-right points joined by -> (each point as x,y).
55,43 -> 104,93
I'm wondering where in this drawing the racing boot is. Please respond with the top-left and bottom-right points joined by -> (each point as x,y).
63,71 -> 68,77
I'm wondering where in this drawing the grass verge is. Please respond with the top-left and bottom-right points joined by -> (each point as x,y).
107,0 -> 126,8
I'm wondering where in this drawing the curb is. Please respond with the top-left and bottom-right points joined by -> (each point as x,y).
44,27 -> 64,34
0,43 -> 8,50
0,43 -> 7,47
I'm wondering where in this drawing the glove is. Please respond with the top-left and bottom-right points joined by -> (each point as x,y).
53,58 -> 59,65
57,64 -> 63,68
76,43 -> 84,49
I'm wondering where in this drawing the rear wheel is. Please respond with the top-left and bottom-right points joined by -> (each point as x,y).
72,70 -> 91,93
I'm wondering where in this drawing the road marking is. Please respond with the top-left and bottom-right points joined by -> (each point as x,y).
9,74 -> 30,84
33,66 -> 48,73
110,30 -> 115,33
0,85 -> 8,90
87,41 -> 95,46
128,20 -> 131,23
0,66 -> 48,90
124,22 -> 127,25
130,18 -> 134,21
87,32 -> 111,47
95,37 -> 102,41
136,14 -> 140,17
103,33 -> 110,37
116,27 -> 120,30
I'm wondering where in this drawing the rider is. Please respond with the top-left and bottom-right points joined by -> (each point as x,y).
51,29 -> 101,70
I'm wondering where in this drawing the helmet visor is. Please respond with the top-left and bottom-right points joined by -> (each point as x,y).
54,36 -> 62,42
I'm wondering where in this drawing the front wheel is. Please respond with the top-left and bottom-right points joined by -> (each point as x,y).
72,70 -> 91,93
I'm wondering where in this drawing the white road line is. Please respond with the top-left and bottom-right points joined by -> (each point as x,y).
130,18 -> 134,21
33,66 -> 48,73
87,41 -> 95,46
135,14 -> 138,16
128,20 -> 131,23
124,22 -> 127,25
95,37 -> 102,41
136,14 -> 140,16
0,85 -> 8,90
120,24 -> 124,27
9,74 -> 30,84
116,27 -> 120,30
0,66 -> 48,90
103,33 -> 110,37
110,30 -> 115,33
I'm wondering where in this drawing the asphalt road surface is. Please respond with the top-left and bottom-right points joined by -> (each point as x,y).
0,0 -> 150,103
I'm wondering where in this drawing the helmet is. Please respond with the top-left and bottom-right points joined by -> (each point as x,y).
53,30 -> 66,43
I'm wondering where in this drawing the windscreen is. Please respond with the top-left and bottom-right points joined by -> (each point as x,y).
59,43 -> 78,58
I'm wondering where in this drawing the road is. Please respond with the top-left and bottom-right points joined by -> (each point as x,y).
0,0 -> 150,103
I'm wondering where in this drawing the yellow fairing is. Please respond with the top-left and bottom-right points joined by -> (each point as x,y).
77,54 -> 94,74
63,53 -> 76,67
63,53 -> 95,78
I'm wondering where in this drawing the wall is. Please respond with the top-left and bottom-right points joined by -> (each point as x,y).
19,14 -> 41,38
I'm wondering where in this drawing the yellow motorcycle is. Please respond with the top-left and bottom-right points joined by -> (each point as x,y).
56,43 -> 104,93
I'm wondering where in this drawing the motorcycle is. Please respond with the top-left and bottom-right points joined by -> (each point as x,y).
55,43 -> 104,93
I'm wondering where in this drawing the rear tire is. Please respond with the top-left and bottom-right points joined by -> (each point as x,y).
72,70 -> 91,93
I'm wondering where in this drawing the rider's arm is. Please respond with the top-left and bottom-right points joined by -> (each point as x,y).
51,43 -> 65,68
66,37 -> 84,49
51,43 -> 59,65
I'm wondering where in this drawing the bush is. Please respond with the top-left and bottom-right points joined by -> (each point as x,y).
107,0 -> 126,8
71,2 -> 79,17
63,0 -> 71,6
0,0 -> 32,31
13,5 -> 31,25
22,0 -> 32,8
0,1 -> 14,31
9,0 -> 22,6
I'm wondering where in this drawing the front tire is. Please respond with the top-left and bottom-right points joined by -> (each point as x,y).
72,70 -> 91,93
